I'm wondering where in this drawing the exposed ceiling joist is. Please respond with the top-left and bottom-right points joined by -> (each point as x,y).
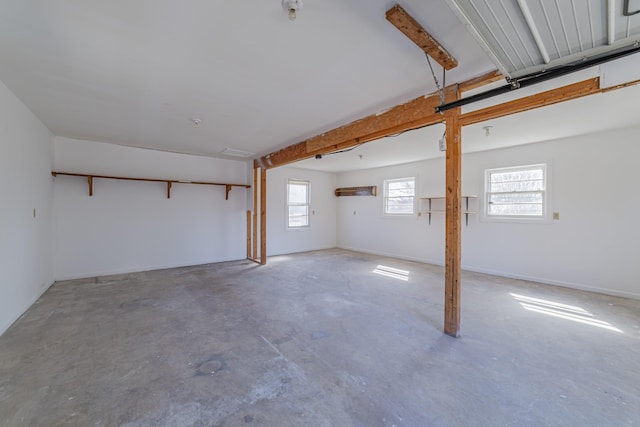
258,70 -> 501,169
259,70 -> 640,169
458,69 -> 504,92
386,4 -> 458,70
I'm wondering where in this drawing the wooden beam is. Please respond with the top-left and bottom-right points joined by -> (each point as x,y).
257,73 -> 634,171
444,89 -> 462,338
246,210 -> 252,259
259,88 -> 451,169
460,78 -> 600,126
257,70 -> 505,170
386,4 -> 458,70
459,69 -> 504,93
260,167 -> 267,265
252,161 -> 258,260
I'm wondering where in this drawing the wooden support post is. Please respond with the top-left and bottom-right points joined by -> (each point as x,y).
167,181 -> 172,199
260,167 -> 267,265
246,210 -> 252,259
252,162 -> 258,260
88,176 -> 93,197
444,92 -> 462,338
225,184 -> 232,200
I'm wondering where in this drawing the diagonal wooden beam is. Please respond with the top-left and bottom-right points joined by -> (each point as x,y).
386,4 -> 458,70
258,89 -> 449,169
459,69 -> 504,92
258,70 -> 504,169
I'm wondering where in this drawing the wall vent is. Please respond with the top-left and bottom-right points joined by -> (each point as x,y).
220,148 -> 255,158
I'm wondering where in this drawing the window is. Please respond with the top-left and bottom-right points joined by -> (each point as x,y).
383,177 -> 416,215
485,164 -> 547,219
287,179 -> 310,228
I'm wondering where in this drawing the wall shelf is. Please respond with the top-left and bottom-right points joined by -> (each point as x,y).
51,171 -> 251,200
335,186 -> 377,197
419,196 -> 478,226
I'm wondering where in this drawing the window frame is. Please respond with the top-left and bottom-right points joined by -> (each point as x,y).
483,163 -> 549,222
383,177 -> 417,217
286,178 -> 310,229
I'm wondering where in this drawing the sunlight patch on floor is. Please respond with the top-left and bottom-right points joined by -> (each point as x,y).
373,265 -> 409,281
511,293 -> 623,333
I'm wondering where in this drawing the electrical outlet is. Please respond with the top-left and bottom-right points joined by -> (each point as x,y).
553,212 -> 560,220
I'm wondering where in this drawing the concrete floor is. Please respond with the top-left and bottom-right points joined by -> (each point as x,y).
1,249 -> 639,426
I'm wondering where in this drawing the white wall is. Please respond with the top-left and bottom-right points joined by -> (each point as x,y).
266,166 -> 337,256
54,138 -> 249,279
337,126 -> 640,299
0,80 -> 55,335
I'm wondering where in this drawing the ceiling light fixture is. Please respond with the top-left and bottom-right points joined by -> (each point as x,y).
483,125 -> 493,137
282,0 -> 302,21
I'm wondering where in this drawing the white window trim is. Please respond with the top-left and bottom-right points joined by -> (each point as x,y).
286,178 -> 310,230
482,163 -> 551,223
383,176 -> 417,218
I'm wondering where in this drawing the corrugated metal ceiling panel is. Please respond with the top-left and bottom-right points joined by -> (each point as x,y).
448,0 -> 640,78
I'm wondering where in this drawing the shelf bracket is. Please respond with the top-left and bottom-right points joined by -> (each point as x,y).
465,196 -> 469,227
225,184 -> 232,200
167,181 -> 172,199
88,176 -> 93,197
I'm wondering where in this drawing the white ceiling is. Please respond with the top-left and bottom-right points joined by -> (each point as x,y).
2,1 -> 639,171
0,0 -> 495,160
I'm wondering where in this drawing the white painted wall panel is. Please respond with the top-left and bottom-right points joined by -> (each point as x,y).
53,138 -> 249,279
337,126 -> 640,299
0,80 -> 54,335
266,167 -> 337,256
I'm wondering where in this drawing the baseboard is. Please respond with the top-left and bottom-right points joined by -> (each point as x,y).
0,279 -> 55,336
54,256 -> 246,282
462,265 -> 640,300
337,246 -> 639,300
337,245 -> 444,267
267,245 -> 339,257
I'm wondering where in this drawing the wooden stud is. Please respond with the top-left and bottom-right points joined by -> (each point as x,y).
444,90 -> 462,338
252,161 -> 258,260
167,181 -> 172,199
386,4 -> 458,70
246,210 -> 252,259
260,167 -> 267,265
88,176 -> 93,197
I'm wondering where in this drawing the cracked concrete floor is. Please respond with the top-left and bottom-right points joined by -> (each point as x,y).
1,249 -> 639,426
